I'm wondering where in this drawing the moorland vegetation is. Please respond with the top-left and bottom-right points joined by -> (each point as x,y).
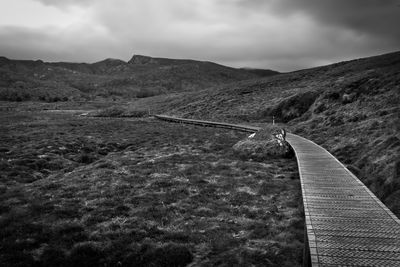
1,50 -> 399,266
0,110 -> 303,266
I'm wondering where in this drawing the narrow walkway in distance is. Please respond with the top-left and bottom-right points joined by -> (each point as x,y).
155,115 -> 400,266
287,133 -> 400,267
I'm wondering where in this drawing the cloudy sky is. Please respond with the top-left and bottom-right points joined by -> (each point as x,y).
0,0 -> 399,71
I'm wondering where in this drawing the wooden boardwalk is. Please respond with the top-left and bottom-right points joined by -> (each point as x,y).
287,133 -> 400,267
153,115 -> 260,132
155,115 -> 400,266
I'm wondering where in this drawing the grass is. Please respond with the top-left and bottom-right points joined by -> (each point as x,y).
89,105 -> 148,117
0,107 -> 304,266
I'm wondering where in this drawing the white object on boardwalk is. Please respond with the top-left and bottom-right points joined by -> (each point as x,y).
248,133 -> 256,139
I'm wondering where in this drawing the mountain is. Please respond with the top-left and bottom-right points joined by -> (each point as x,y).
0,55 -> 278,102
133,51 -> 398,122
239,67 -> 280,77
127,51 -> 400,216
128,55 -> 199,66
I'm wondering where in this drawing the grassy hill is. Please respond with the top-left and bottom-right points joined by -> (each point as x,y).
0,55 -> 277,102
125,51 -> 400,216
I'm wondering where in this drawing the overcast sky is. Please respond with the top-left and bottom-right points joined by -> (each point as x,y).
0,0 -> 399,71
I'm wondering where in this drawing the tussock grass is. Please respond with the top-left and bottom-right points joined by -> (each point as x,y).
1,109 -> 303,266
90,105 -> 148,117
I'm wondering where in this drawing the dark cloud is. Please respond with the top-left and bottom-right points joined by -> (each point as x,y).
0,0 -> 399,71
0,26 -> 120,63
32,0 -> 94,8
238,0 -> 400,42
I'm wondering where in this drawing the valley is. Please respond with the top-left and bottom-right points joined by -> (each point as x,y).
0,50 -> 399,266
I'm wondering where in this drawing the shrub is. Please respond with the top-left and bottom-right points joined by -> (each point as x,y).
394,160 -> 400,179
53,222 -> 87,246
40,247 -> 67,267
211,234 -> 239,254
76,153 -> 97,164
258,180 -> 286,195
91,106 -> 148,118
346,164 -> 361,177
248,222 -> 271,239
313,102 -> 326,113
347,113 -> 367,122
68,242 -> 103,267
264,90 -> 320,122
0,87 -> 32,101
123,242 -> 193,267
92,106 -> 125,117
241,248 -> 274,266
327,115 -> 344,126
136,87 -> 163,98
385,190 -> 400,216
0,250 -> 35,267
323,90 -> 340,100
126,110 -> 148,117
151,243 -> 193,267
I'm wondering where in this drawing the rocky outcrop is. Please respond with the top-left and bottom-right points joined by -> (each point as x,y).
233,127 -> 294,161
128,55 -> 159,65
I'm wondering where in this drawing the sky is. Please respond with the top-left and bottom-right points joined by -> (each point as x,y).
0,0 -> 399,71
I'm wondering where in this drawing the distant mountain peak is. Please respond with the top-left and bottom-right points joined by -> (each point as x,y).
0,56 -> 10,64
128,55 -> 158,65
239,67 -> 280,77
128,54 -> 199,66
103,58 -> 126,63
93,58 -> 127,66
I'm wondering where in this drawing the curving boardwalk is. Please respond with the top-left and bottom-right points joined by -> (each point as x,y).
287,134 -> 400,266
153,115 -> 260,132
155,115 -> 400,267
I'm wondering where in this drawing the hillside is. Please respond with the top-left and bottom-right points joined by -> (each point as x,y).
126,51 -> 400,216
0,55 -> 277,102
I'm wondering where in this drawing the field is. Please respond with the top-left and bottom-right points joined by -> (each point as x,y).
0,106 -> 303,266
